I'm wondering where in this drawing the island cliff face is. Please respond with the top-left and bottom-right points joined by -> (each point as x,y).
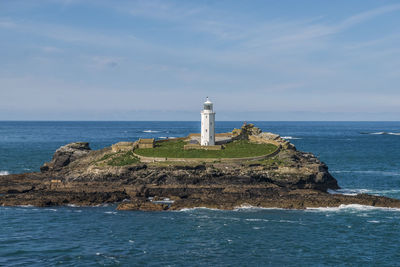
1,125 -> 400,211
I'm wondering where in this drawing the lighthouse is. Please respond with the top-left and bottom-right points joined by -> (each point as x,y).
201,97 -> 215,146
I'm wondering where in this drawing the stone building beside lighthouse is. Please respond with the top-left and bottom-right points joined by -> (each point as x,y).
201,97 -> 215,146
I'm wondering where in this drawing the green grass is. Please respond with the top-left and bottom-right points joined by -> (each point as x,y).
99,152 -> 117,161
107,151 -> 140,166
254,156 -> 288,167
134,139 -> 277,158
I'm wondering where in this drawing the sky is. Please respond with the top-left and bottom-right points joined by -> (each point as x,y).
0,0 -> 400,121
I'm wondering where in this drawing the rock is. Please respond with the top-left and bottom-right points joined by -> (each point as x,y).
117,199 -> 169,211
41,142 -> 91,172
232,122 -> 263,139
258,132 -> 280,140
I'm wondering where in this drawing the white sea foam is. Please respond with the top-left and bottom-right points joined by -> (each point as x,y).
233,205 -> 286,211
176,203 -> 400,213
328,189 -> 369,196
46,208 -> 58,212
104,211 -> 118,215
143,130 -> 160,133
307,204 -> 400,212
177,207 -> 220,212
177,205 -> 291,212
159,137 -> 168,139
365,132 -> 400,136
368,220 -> 380,223
281,136 -> 301,140
329,188 -> 400,196
0,171 -> 9,176
245,218 -> 263,221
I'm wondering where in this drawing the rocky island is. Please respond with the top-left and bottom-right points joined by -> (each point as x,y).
1,123 -> 400,211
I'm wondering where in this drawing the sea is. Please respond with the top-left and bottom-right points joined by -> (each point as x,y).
1,121 -> 400,266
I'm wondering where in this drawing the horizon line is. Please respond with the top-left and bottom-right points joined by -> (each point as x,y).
0,120 -> 399,122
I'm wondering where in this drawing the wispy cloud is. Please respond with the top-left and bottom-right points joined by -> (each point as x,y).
41,46 -> 63,53
89,56 -> 122,69
0,18 -> 16,28
122,0 -> 204,21
1,1 -> 400,119
339,4 -> 400,29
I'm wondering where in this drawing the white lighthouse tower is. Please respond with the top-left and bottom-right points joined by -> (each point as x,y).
201,97 -> 215,146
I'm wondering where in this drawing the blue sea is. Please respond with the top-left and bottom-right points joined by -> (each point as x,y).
1,121 -> 400,266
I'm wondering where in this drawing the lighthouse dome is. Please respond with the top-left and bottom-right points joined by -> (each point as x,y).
203,97 -> 213,110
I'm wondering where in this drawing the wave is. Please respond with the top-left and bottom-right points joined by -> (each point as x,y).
66,204 -> 80,207
143,130 -> 160,133
0,171 -> 9,176
176,207 -> 221,212
361,132 -> 400,136
233,205 -> 286,211
329,188 -> 400,196
175,205 -> 287,212
45,208 -> 58,212
328,189 -> 367,196
173,203 -> 400,213
306,204 -> 400,212
104,211 -> 118,215
281,136 -> 301,140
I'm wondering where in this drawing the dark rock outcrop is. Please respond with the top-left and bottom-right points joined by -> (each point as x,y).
40,142 -> 91,172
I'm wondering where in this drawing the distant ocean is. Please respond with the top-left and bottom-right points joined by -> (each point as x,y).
1,121 -> 400,266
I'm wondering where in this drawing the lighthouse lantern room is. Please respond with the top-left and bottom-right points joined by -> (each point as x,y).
201,97 -> 215,146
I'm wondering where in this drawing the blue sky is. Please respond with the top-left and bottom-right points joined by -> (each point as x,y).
1,0 -> 400,120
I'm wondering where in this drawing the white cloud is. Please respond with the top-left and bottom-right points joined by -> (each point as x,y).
41,46 -> 63,53
89,56 -> 122,69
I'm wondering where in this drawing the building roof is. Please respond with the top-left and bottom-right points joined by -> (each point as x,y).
204,96 -> 212,104
138,138 -> 155,144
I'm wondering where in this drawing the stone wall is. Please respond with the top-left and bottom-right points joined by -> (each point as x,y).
111,142 -> 136,152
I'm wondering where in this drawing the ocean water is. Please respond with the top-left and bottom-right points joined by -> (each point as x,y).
1,121 -> 400,266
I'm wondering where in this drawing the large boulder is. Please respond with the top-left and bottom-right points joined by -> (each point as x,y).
40,142 -> 91,172
232,122 -> 262,139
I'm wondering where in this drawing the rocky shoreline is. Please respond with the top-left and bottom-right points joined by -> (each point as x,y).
2,125 -> 400,211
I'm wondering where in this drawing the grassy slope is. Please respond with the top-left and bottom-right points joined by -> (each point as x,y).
134,139 -> 277,158
95,151 -> 140,166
